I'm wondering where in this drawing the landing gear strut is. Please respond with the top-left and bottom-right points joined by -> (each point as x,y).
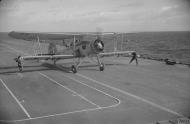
99,63 -> 104,71
71,57 -> 82,73
18,65 -> 23,72
53,59 -> 56,65
96,55 -> 104,71
71,65 -> 77,73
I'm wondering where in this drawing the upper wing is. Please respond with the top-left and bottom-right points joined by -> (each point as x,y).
19,54 -> 75,61
8,31 -> 114,41
9,31 -> 83,41
99,51 -> 136,57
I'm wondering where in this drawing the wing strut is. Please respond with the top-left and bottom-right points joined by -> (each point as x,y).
73,35 -> 76,51
114,33 -> 117,57
32,34 -> 42,56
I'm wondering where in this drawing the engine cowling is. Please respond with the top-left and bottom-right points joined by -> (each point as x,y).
91,39 -> 104,54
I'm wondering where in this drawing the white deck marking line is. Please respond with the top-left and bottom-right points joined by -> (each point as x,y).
0,78 -> 31,118
0,106 -> 103,123
0,70 -> 121,123
77,73 -> 184,117
39,72 -> 101,108
0,71 -> 121,123
58,71 -> 121,107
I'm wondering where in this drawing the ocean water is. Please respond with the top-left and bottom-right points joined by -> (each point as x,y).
109,31 -> 190,65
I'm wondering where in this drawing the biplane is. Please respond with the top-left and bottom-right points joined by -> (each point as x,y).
9,31 -> 136,73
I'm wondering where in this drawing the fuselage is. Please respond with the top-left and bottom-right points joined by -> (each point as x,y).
73,39 -> 104,57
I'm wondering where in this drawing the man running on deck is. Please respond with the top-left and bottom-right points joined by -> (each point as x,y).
129,52 -> 138,65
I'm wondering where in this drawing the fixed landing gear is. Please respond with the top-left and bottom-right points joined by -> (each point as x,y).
99,63 -> 104,71
96,55 -> 104,71
71,57 -> 81,73
18,65 -> 23,72
71,56 -> 105,73
71,65 -> 77,73
53,59 -> 56,65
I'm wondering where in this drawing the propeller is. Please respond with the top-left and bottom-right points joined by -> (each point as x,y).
92,27 -> 104,53
96,27 -> 103,40
48,42 -> 57,55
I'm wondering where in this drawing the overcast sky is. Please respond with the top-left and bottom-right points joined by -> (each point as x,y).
0,0 -> 190,32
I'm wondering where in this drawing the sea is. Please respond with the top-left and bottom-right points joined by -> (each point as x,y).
111,31 -> 190,65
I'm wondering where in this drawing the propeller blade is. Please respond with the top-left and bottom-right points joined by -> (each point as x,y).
96,27 -> 103,40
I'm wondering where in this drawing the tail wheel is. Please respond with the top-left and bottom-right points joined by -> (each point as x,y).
99,63 -> 104,71
71,65 -> 77,73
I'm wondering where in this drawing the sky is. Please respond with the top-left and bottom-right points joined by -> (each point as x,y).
0,0 -> 190,32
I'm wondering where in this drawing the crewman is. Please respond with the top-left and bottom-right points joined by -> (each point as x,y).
164,58 -> 176,65
15,56 -> 23,72
129,52 -> 138,65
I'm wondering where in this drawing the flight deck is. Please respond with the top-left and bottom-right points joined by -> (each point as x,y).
0,35 -> 190,124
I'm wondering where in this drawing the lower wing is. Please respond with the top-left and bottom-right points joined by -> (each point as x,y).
99,51 -> 137,57
17,54 -> 75,61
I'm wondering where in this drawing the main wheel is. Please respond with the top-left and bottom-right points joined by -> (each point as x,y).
71,65 -> 77,73
19,67 -> 23,72
99,63 -> 104,71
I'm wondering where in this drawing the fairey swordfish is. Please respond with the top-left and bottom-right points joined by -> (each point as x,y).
9,31 -> 136,73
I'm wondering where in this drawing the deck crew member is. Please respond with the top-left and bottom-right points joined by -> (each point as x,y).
16,56 -> 23,71
129,52 -> 138,65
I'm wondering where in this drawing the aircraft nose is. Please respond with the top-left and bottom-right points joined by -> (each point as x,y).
97,41 -> 104,51
93,39 -> 104,53
98,43 -> 103,49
